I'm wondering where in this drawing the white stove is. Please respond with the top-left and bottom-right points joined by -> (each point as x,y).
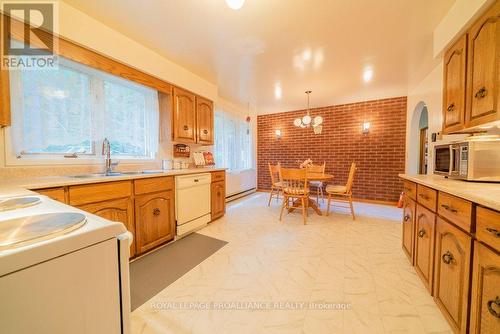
0,194 -> 131,334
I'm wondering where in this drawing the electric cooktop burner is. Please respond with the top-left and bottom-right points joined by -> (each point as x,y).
0,212 -> 87,250
0,196 -> 41,212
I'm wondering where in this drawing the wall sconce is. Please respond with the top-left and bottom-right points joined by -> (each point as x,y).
362,122 -> 370,134
275,129 -> 282,139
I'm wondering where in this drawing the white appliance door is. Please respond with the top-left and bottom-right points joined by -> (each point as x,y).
0,238 -> 122,334
176,183 -> 211,224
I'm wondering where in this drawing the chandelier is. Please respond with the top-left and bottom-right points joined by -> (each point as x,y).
293,91 -> 323,133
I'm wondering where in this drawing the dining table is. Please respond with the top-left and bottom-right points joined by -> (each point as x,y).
288,172 -> 334,216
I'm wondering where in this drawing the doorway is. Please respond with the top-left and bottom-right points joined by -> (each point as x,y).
418,106 -> 429,174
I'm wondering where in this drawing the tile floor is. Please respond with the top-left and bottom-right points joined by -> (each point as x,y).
131,192 -> 452,334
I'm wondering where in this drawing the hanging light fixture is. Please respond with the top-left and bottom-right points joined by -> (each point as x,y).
293,91 -> 323,133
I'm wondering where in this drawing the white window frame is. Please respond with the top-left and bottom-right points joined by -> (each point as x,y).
4,55 -> 159,166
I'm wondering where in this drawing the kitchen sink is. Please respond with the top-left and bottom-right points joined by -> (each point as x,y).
70,172 -> 123,178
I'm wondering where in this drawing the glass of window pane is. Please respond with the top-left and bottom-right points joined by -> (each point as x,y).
13,64 -> 92,154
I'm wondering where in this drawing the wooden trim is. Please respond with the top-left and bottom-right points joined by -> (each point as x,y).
0,68 -> 10,127
3,14 -> 173,94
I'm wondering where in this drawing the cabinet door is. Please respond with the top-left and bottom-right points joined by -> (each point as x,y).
466,1 -> 500,128
78,197 -> 136,258
443,34 -> 467,133
172,87 -> 196,143
36,187 -> 67,203
434,217 -> 472,334
196,96 -> 214,145
211,180 -> 225,221
414,204 -> 436,294
135,191 -> 175,255
470,241 -> 500,334
0,69 -> 10,127
402,196 -> 416,264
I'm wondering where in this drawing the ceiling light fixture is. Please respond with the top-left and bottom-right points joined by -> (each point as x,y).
225,0 -> 245,10
363,68 -> 373,82
293,91 -> 323,134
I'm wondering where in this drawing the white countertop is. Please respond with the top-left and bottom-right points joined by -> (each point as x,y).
0,167 -> 226,196
399,174 -> 500,211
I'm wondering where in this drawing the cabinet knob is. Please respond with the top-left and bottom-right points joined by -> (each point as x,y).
474,87 -> 487,99
487,296 -> 500,318
203,129 -> 208,135
486,227 -> 500,238
418,229 -> 426,238
440,204 -> 458,213
183,125 -> 189,131
442,251 -> 454,264
153,208 -> 161,216
418,193 -> 429,200
446,103 -> 455,112
404,215 -> 411,222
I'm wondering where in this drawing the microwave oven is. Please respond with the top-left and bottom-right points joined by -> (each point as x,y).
434,140 -> 500,182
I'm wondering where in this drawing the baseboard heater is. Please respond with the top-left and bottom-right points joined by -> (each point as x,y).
226,188 -> 256,203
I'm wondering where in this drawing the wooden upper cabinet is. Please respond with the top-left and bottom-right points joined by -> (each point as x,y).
196,96 -> 214,145
466,0 -> 500,128
135,190 -> 175,255
433,217 -> 472,334
78,197 -> 136,258
470,241 -> 500,334
443,35 -> 467,133
172,87 -> 196,143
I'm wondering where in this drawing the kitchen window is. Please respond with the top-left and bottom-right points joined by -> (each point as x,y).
214,108 -> 253,170
8,53 -> 159,161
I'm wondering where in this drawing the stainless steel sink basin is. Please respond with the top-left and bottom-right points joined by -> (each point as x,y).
70,172 -> 123,178
120,171 -> 143,175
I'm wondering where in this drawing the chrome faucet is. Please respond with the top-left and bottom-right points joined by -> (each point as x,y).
102,138 -> 118,174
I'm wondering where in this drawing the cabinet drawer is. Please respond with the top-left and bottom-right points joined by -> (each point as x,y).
434,217 -> 472,333
476,207 -> 500,252
403,180 -> 416,201
35,187 -> 66,203
69,181 -> 132,206
437,192 -> 472,232
417,184 -> 437,212
470,241 -> 500,334
134,176 -> 174,195
211,171 -> 225,183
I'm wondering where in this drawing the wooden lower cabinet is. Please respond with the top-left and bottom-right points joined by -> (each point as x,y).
414,204 -> 436,294
402,196 -> 416,264
470,241 -> 500,334
211,180 -> 225,221
36,187 -> 67,203
78,197 -> 136,257
434,217 -> 472,333
135,190 -> 175,254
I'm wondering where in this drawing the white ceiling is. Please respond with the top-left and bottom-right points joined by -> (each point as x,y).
63,0 -> 455,113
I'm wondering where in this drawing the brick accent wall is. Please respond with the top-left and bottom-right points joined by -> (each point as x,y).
257,96 -> 407,203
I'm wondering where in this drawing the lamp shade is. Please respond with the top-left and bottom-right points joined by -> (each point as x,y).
313,115 -> 323,126
302,115 -> 312,125
293,118 -> 302,127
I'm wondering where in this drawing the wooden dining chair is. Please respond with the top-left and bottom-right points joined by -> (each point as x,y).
325,162 -> 357,220
268,162 -> 282,206
279,168 -> 309,224
306,162 -> 326,203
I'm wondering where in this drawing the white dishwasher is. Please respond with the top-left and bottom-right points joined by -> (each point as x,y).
175,173 -> 211,237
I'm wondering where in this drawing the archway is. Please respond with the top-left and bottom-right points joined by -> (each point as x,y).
408,102 -> 428,174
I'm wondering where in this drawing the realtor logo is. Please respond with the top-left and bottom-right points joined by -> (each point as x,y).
1,1 -> 58,69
